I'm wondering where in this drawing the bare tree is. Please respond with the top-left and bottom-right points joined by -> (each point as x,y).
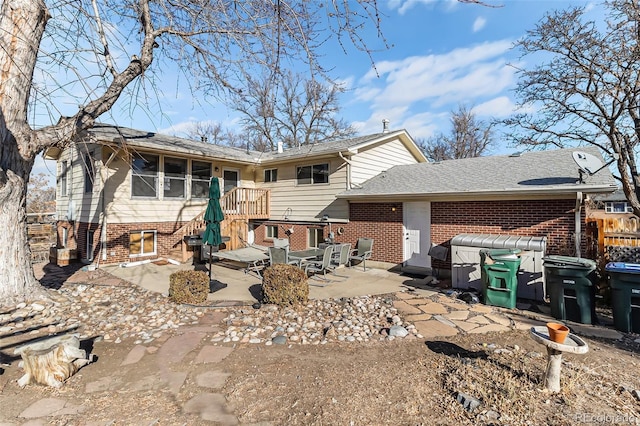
27,173 -> 56,217
0,0 -> 385,303
232,71 -> 356,151
419,104 -> 494,161
504,0 -> 640,215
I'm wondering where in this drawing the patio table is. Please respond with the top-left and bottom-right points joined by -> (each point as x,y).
289,248 -> 326,262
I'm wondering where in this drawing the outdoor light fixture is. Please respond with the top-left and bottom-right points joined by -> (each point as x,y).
214,166 -> 219,172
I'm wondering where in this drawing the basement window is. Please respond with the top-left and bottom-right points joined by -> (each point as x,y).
129,230 -> 156,257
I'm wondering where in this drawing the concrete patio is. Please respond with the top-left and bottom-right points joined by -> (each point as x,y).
99,259 -> 432,303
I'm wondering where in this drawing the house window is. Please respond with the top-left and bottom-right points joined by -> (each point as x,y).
297,163 -> 329,185
191,161 -> 211,199
84,153 -> 94,193
129,230 -> 156,257
308,227 -> 324,248
164,157 -> 187,199
86,230 -> 94,261
131,153 -> 159,198
60,160 -> 68,197
605,202 -> 633,213
265,225 -> 278,239
264,169 -> 278,183
61,227 -> 68,248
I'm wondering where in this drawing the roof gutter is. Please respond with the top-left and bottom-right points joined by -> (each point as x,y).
336,184 -> 619,201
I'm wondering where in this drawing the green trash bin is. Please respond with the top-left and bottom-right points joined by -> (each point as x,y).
481,249 -> 522,309
544,255 -> 597,324
605,262 -> 640,333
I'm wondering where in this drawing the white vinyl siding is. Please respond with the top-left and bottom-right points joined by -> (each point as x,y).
105,154 -> 254,223
266,158 -> 349,221
350,138 -> 419,186
56,145 -> 103,223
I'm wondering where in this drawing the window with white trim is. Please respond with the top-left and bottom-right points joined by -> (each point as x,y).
164,157 -> 187,199
131,154 -> 159,198
264,168 -> 278,183
60,160 -> 68,197
605,202 -> 634,213
297,163 -> 329,185
84,153 -> 94,193
129,230 -> 156,257
191,161 -> 211,199
308,228 -> 324,248
266,225 -> 278,239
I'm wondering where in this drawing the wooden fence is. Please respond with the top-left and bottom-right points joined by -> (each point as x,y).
586,217 -> 640,263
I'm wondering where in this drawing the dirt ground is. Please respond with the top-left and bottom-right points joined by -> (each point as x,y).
1,322 -> 640,425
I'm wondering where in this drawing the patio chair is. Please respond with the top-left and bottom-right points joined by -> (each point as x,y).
328,243 -> 351,279
268,246 -> 301,268
304,245 -> 334,284
349,238 -> 374,271
273,238 -> 290,249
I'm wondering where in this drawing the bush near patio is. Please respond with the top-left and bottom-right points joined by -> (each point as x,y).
262,264 -> 309,307
169,270 -> 209,304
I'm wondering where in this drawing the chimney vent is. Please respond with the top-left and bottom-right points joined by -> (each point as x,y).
382,119 -> 390,133
277,141 -> 283,154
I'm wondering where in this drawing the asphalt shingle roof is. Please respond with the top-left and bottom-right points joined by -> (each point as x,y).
339,147 -> 617,198
88,124 -> 403,164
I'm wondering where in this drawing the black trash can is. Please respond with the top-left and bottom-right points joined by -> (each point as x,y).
605,262 -> 640,333
481,249 -> 522,309
544,255 -> 597,324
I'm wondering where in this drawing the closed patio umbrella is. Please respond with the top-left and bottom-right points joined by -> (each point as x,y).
202,177 -> 224,279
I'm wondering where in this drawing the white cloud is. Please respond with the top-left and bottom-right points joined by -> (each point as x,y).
472,96 -> 517,118
389,0 -> 438,15
473,16 -> 486,32
348,39 -> 518,138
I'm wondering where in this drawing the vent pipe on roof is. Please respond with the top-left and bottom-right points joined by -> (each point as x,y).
382,119 -> 390,133
277,141 -> 283,153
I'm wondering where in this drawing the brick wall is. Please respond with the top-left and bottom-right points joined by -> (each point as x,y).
331,203 -> 404,263
69,220 -> 188,264
340,199 -> 583,270
253,222 -> 328,251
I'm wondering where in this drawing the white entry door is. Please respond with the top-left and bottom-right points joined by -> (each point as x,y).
403,201 -> 431,269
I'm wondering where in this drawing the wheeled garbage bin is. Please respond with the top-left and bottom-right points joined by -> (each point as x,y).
544,255 -> 597,324
481,249 -> 522,309
605,262 -> 640,333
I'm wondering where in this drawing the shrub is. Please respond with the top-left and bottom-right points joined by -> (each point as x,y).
261,264 -> 309,307
169,270 -> 209,304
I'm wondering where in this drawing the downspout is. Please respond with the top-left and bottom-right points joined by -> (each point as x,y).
575,191 -> 583,258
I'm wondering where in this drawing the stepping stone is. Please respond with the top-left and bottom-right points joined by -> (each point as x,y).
485,313 -> 512,327
19,398 -> 86,419
470,304 -> 493,314
452,320 -> 479,332
412,319 -> 458,339
508,316 -> 547,331
394,292 -> 417,300
433,315 -> 456,328
121,345 -> 147,366
195,346 -> 234,364
157,332 -> 205,366
196,370 -> 232,389
445,310 -> 470,321
183,393 -> 238,424
404,298 -> 428,305
467,324 -> 510,334
160,371 -> 188,395
128,374 -> 164,392
405,313 -> 432,322
85,377 -> 115,393
392,300 -> 422,315
417,303 -> 448,315
467,315 -> 491,325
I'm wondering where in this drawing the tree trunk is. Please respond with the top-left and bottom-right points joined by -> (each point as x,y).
0,0 -> 50,305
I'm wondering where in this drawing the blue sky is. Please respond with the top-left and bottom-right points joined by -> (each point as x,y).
33,0 -> 599,182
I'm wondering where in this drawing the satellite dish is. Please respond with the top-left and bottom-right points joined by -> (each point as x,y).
572,151 -> 604,175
